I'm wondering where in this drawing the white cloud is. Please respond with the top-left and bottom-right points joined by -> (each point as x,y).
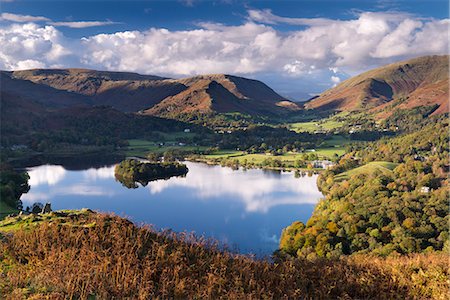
0,12 -> 50,22
0,23 -> 73,70
48,20 -> 119,28
0,10 -> 448,93
248,9 -> 333,26
331,75 -> 341,84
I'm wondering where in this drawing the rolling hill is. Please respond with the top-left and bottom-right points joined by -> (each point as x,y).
1,71 -> 91,109
6,69 -> 299,116
8,69 -> 185,112
144,74 -> 299,118
304,55 -> 449,116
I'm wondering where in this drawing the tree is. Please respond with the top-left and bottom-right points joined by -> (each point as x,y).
0,163 -> 30,209
147,152 -> 160,162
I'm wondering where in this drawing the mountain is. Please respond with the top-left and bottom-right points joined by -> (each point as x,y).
6,69 -> 299,117
1,71 -> 91,109
144,74 -> 299,118
304,55 -> 449,116
8,69 -> 185,112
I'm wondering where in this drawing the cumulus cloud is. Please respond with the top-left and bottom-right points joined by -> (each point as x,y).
77,11 -> 448,76
0,23 -> 73,70
331,75 -> 341,84
48,20 -> 120,28
0,10 -> 448,92
0,12 -> 50,22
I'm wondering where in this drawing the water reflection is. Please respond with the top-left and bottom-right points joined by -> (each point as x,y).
147,163 -> 321,213
27,165 -> 66,186
20,161 -> 322,255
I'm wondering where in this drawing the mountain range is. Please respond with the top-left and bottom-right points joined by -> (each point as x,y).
2,69 -> 299,117
1,55 -> 448,123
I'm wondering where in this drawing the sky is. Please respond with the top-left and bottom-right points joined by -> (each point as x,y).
0,0 -> 449,100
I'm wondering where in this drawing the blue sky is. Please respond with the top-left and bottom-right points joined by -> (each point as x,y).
1,0 -> 449,99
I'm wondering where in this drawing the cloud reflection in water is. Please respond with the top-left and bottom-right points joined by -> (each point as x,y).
148,162 -> 322,213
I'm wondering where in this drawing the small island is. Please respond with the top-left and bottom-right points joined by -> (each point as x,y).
114,159 -> 189,188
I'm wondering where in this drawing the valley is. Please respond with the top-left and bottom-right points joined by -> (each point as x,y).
1,54 -> 449,298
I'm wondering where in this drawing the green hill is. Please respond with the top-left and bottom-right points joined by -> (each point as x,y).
334,161 -> 399,181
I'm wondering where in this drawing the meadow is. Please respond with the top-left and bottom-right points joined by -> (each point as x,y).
334,161 -> 399,181
126,138 -> 207,157
289,120 -> 344,133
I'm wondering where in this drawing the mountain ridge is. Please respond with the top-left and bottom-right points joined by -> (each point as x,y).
304,55 -> 449,116
3,69 -> 300,117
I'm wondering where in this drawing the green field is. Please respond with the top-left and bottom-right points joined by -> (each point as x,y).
0,209 -> 94,231
289,120 -> 344,133
160,131 -> 196,141
335,161 -> 399,181
201,147 -> 345,165
201,150 -> 245,159
319,135 -> 352,147
126,139 -> 207,157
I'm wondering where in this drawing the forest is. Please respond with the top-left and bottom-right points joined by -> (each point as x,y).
279,118 -> 449,258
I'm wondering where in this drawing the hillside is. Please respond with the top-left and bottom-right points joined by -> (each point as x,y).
280,119 -> 449,258
1,71 -> 91,108
305,55 -> 449,116
0,87 -> 201,152
0,210 -> 448,299
9,69 -> 185,112
145,74 -> 299,118
6,69 -> 299,116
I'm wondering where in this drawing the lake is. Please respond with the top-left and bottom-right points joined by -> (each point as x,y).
20,161 -> 322,255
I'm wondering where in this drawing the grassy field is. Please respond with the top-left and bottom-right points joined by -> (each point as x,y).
201,150 -> 245,159
319,135 -> 352,147
0,209 -> 93,231
126,139 -> 208,157
289,120 -> 344,133
335,161 -> 399,181
200,147 -> 344,166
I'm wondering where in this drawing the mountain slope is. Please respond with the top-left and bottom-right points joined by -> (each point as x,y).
8,69 -> 299,116
305,55 -> 449,115
144,74 -> 299,119
1,71 -> 91,108
10,69 -> 186,112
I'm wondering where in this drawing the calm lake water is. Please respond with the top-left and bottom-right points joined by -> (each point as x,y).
20,161 -> 322,255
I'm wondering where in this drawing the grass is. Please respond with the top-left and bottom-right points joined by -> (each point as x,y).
319,135 -> 353,147
0,211 -> 448,299
0,209 -> 94,232
201,150 -> 244,159
335,161 -> 399,181
126,139 -> 207,157
159,131 -> 196,141
289,120 -> 344,133
201,147 -> 345,165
